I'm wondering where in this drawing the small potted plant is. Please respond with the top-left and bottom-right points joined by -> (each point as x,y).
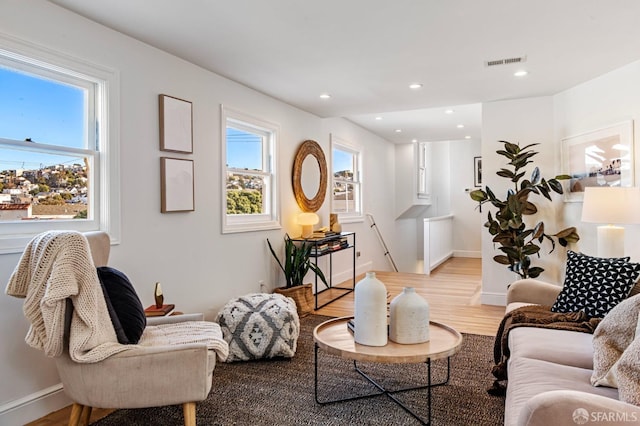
267,234 -> 328,316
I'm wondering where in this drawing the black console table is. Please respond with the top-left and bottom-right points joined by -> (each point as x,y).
291,232 -> 356,310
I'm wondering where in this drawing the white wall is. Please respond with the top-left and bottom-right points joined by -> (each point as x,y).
449,139 -> 482,257
480,96 -> 559,305
0,2 -> 397,424
554,60 -> 640,262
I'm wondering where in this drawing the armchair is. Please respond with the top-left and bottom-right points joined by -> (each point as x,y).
6,231 -> 227,426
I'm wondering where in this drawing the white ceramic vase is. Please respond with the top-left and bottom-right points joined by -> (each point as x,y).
389,287 -> 430,344
354,271 -> 388,346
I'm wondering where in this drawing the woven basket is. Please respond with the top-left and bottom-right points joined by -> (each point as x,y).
274,283 -> 313,317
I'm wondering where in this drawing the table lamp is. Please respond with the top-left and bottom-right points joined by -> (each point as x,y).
581,186 -> 640,258
298,212 -> 319,238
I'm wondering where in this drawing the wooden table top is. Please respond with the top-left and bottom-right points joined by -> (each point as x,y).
313,316 -> 463,364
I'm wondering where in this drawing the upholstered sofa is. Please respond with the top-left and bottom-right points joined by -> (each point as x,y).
504,276 -> 640,426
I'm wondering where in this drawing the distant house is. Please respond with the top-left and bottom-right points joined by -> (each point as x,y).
0,203 -> 31,220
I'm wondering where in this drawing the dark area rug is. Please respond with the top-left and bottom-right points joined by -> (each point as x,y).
94,315 -> 504,425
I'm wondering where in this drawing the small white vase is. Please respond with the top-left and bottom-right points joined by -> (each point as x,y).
389,287 -> 430,344
354,271 -> 388,346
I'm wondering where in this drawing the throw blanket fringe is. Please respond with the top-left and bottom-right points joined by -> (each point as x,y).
140,321 -> 229,362
489,305 -> 601,396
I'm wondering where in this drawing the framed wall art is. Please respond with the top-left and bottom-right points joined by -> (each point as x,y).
561,120 -> 634,202
159,94 -> 193,153
160,157 -> 194,212
474,156 -> 482,187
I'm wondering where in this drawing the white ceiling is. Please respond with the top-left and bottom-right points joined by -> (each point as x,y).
50,0 -> 640,144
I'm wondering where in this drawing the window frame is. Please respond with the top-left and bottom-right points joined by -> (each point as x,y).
330,134 -> 363,223
0,34 -> 120,253
221,105 -> 280,233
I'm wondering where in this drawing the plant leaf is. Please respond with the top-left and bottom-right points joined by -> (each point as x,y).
528,267 -> 544,278
469,189 -> 487,202
548,178 -> 564,194
493,255 -> 511,265
530,167 -> 541,185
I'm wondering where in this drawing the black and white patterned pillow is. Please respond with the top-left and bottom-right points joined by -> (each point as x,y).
551,251 -> 640,318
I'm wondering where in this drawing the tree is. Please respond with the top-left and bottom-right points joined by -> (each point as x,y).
470,141 -> 580,279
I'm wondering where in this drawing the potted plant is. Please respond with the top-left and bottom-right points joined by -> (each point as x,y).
267,234 -> 328,316
470,141 -> 580,279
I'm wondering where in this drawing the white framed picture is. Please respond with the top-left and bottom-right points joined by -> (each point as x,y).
160,157 -> 194,212
159,94 -> 193,153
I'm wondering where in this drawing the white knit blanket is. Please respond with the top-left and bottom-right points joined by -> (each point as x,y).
140,322 -> 229,362
5,231 -> 130,363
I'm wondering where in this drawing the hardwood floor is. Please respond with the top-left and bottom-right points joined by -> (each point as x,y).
28,256 -> 503,426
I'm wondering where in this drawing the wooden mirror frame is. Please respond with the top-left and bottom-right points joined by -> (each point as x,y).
292,140 -> 327,212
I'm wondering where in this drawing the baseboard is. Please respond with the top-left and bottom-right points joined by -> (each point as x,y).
480,291 -> 506,306
425,251 -> 453,275
452,250 -> 481,258
0,383 -> 70,425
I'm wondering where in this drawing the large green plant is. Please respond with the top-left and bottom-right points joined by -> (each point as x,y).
267,234 -> 328,288
470,141 -> 580,279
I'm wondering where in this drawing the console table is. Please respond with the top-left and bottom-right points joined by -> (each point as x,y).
291,232 -> 355,309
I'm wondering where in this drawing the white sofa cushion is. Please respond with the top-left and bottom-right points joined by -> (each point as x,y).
509,327 -> 594,370
505,356 -> 618,426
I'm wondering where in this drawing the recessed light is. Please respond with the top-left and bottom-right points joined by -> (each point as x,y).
409,83 -> 423,90
514,70 -> 528,77
445,109 -> 454,114
395,129 -> 402,133
411,139 -> 418,143
457,124 -> 464,128
375,116 -> 383,121
465,135 -> 471,139
319,93 -> 331,99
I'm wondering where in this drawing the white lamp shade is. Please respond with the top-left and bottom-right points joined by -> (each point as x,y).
581,187 -> 640,225
298,212 -> 319,238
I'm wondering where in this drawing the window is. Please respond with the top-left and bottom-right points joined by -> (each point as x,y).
221,106 -> 279,233
0,36 -> 120,253
331,135 -> 362,221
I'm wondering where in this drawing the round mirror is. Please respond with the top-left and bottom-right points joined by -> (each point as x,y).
301,155 -> 321,198
292,140 -> 327,212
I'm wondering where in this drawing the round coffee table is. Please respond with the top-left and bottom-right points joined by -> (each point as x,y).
313,316 -> 463,425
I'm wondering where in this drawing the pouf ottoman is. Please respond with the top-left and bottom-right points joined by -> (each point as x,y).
216,293 -> 300,362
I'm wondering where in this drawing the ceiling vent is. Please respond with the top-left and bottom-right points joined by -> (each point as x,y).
485,56 -> 527,67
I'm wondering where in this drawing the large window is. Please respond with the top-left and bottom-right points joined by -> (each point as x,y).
331,135 -> 362,221
221,106 -> 279,233
0,36 -> 119,252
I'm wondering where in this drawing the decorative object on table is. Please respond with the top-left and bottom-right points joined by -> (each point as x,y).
154,282 -> 164,308
469,140 -> 580,279
160,157 -> 195,213
389,287 -> 430,344
581,187 -> 640,258
292,139 -> 327,212
297,212 -> 319,238
144,303 -> 175,317
159,94 -> 193,153
561,120 -> 634,202
354,271 -> 388,346
330,213 -> 342,233
216,293 -> 300,362
267,234 -> 328,316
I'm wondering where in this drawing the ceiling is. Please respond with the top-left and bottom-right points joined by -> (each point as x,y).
50,0 -> 640,144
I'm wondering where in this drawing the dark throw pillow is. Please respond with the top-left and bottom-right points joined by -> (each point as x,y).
97,266 -> 146,344
551,251 -> 640,318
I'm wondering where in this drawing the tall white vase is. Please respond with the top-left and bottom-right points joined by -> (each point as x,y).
354,271 -> 388,346
389,287 -> 430,344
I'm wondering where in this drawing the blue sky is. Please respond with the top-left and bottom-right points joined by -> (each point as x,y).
0,67 -> 84,171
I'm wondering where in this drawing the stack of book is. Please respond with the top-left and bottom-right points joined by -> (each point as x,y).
144,303 -> 175,317
310,243 -> 329,255
311,230 -> 339,239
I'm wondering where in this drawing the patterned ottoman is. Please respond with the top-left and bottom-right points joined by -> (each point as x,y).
216,293 -> 300,362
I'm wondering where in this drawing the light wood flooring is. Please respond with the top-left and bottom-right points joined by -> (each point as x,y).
28,256 -> 503,426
